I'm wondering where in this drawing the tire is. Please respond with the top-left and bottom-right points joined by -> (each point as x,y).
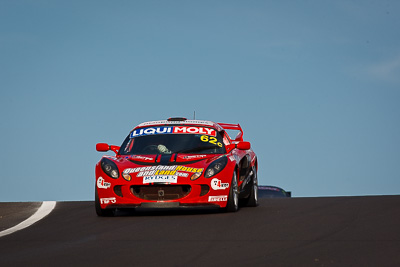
226,171 -> 239,212
246,167 -> 259,207
95,188 -> 115,217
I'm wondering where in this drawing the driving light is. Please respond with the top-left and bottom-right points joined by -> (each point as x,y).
190,172 -> 202,181
122,172 -> 132,181
204,156 -> 228,178
101,158 -> 119,179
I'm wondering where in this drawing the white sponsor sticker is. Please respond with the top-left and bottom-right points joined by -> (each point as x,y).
208,195 -> 228,202
143,175 -> 178,184
173,126 -> 216,136
137,120 -> 214,127
97,177 -> 111,189
211,178 -> 229,190
176,172 -> 189,177
131,155 -> 154,161
182,155 -> 208,160
131,126 -> 173,138
100,197 -> 116,204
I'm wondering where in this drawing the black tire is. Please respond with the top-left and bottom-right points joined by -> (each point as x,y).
95,188 -> 115,217
246,167 -> 259,207
226,171 -> 239,212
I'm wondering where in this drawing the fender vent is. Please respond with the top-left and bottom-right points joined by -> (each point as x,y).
200,185 -> 209,196
113,185 -> 123,197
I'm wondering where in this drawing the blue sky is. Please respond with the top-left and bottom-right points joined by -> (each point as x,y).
1,0 -> 399,201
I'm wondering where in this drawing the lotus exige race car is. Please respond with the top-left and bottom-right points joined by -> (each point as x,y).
95,118 -> 258,216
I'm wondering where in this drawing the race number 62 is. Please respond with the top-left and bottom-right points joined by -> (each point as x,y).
200,135 -> 223,147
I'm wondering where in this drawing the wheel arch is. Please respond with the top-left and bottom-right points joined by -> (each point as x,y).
238,154 -> 251,182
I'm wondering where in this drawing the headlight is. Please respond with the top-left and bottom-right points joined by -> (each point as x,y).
204,156 -> 228,178
101,158 -> 119,179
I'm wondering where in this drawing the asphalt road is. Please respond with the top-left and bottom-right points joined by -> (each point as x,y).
1,196 -> 400,266
0,202 -> 41,231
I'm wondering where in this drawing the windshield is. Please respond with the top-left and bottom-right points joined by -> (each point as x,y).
120,126 -> 226,155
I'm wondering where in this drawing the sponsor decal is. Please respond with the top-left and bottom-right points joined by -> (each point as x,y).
97,177 -> 111,189
130,126 -> 216,138
175,165 -> 204,173
176,172 -> 189,177
100,197 -> 116,204
173,127 -> 216,136
208,195 -> 228,202
143,175 -> 177,184
181,155 -> 208,160
211,178 -> 229,190
130,155 -> 154,161
131,126 -> 172,138
123,165 -> 204,178
137,120 -> 214,127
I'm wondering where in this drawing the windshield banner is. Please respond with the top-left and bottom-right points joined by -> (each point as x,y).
131,126 -> 216,138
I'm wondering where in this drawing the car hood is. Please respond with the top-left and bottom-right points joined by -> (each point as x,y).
104,154 -> 224,182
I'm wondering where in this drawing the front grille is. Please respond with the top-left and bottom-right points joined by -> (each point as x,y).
131,185 -> 191,201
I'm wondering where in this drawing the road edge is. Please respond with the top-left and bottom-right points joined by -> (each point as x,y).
0,201 -> 56,238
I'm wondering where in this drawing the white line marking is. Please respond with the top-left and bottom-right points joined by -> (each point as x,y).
0,201 -> 56,238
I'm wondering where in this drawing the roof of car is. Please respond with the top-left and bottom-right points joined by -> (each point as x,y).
135,119 -> 221,130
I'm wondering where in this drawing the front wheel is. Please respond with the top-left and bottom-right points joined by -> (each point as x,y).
226,171 -> 239,212
95,189 -> 115,217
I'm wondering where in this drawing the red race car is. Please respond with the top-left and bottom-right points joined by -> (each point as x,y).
95,117 -> 258,216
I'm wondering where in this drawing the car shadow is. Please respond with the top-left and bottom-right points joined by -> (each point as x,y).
114,207 -> 222,217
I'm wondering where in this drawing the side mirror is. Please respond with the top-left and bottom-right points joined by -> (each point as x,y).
96,143 -> 110,152
96,143 -> 120,154
225,142 -> 251,152
236,141 -> 251,150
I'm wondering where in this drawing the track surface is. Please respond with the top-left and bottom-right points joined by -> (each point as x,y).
0,202 -> 41,231
1,196 -> 400,266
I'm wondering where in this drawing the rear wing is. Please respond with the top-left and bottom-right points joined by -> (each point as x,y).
218,123 -> 243,141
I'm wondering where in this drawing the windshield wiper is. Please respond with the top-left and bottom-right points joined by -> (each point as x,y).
174,145 -> 218,154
